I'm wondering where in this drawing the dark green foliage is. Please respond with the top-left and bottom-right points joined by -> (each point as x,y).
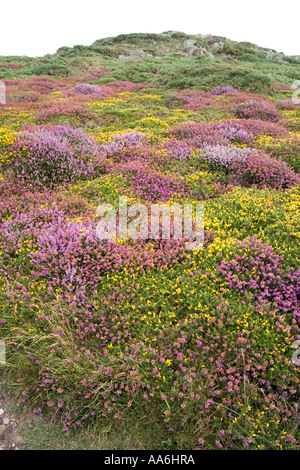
153,61 -> 275,94
89,46 -> 118,57
222,42 -> 256,56
27,62 -> 70,77
236,53 -> 269,63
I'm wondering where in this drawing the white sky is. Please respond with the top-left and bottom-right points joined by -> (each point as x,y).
0,0 -> 299,57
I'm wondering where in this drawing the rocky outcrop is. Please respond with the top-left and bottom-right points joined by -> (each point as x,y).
114,33 -> 296,64
262,49 -> 289,63
196,47 -> 214,59
119,49 -> 153,60
211,41 -> 224,52
183,39 -> 199,55
183,39 -> 214,58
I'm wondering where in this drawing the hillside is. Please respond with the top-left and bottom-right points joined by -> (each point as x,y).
0,32 -> 299,451
0,31 -> 300,96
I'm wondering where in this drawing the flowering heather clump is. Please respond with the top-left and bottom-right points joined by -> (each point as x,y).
0,206 -> 66,258
162,138 -> 195,161
168,122 -> 228,146
233,100 -> 281,122
200,144 -> 257,173
169,121 -> 254,147
74,83 -> 102,95
0,179 -> 94,223
100,130 -> 147,156
35,96 -> 99,123
275,99 -> 297,110
25,124 -> 100,156
19,77 -> 57,94
122,165 -> 191,202
28,218 -> 110,291
9,126 -> 97,188
210,85 -> 239,95
230,154 -> 300,189
215,122 -> 254,144
18,91 -> 41,103
227,118 -> 289,138
169,90 -> 216,110
106,81 -> 143,93
29,219 -> 188,292
217,237 -> 300,314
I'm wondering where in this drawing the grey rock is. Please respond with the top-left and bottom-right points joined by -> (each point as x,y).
3,418 -> 9,425
183,39 -> 199,56
183,39 -> 196,49
130,49 -> 152,58
0,410 -> 4,416
182,40 -> 214,58
211,41 -> 224,52
188,46 -> 199,55
119,49 -> 152,60
263,49 -> 288,63
194,47 -> 214,59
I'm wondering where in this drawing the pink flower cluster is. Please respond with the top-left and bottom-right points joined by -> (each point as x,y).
230,154 -> 300,189
9,125 -> 99,188
217,236 -> 300,315
232,100 -> 281,122
209,85 -> 239,95
74,83 -> 102,95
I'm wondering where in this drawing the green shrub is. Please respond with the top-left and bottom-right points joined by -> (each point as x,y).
29,62 -> 70,77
